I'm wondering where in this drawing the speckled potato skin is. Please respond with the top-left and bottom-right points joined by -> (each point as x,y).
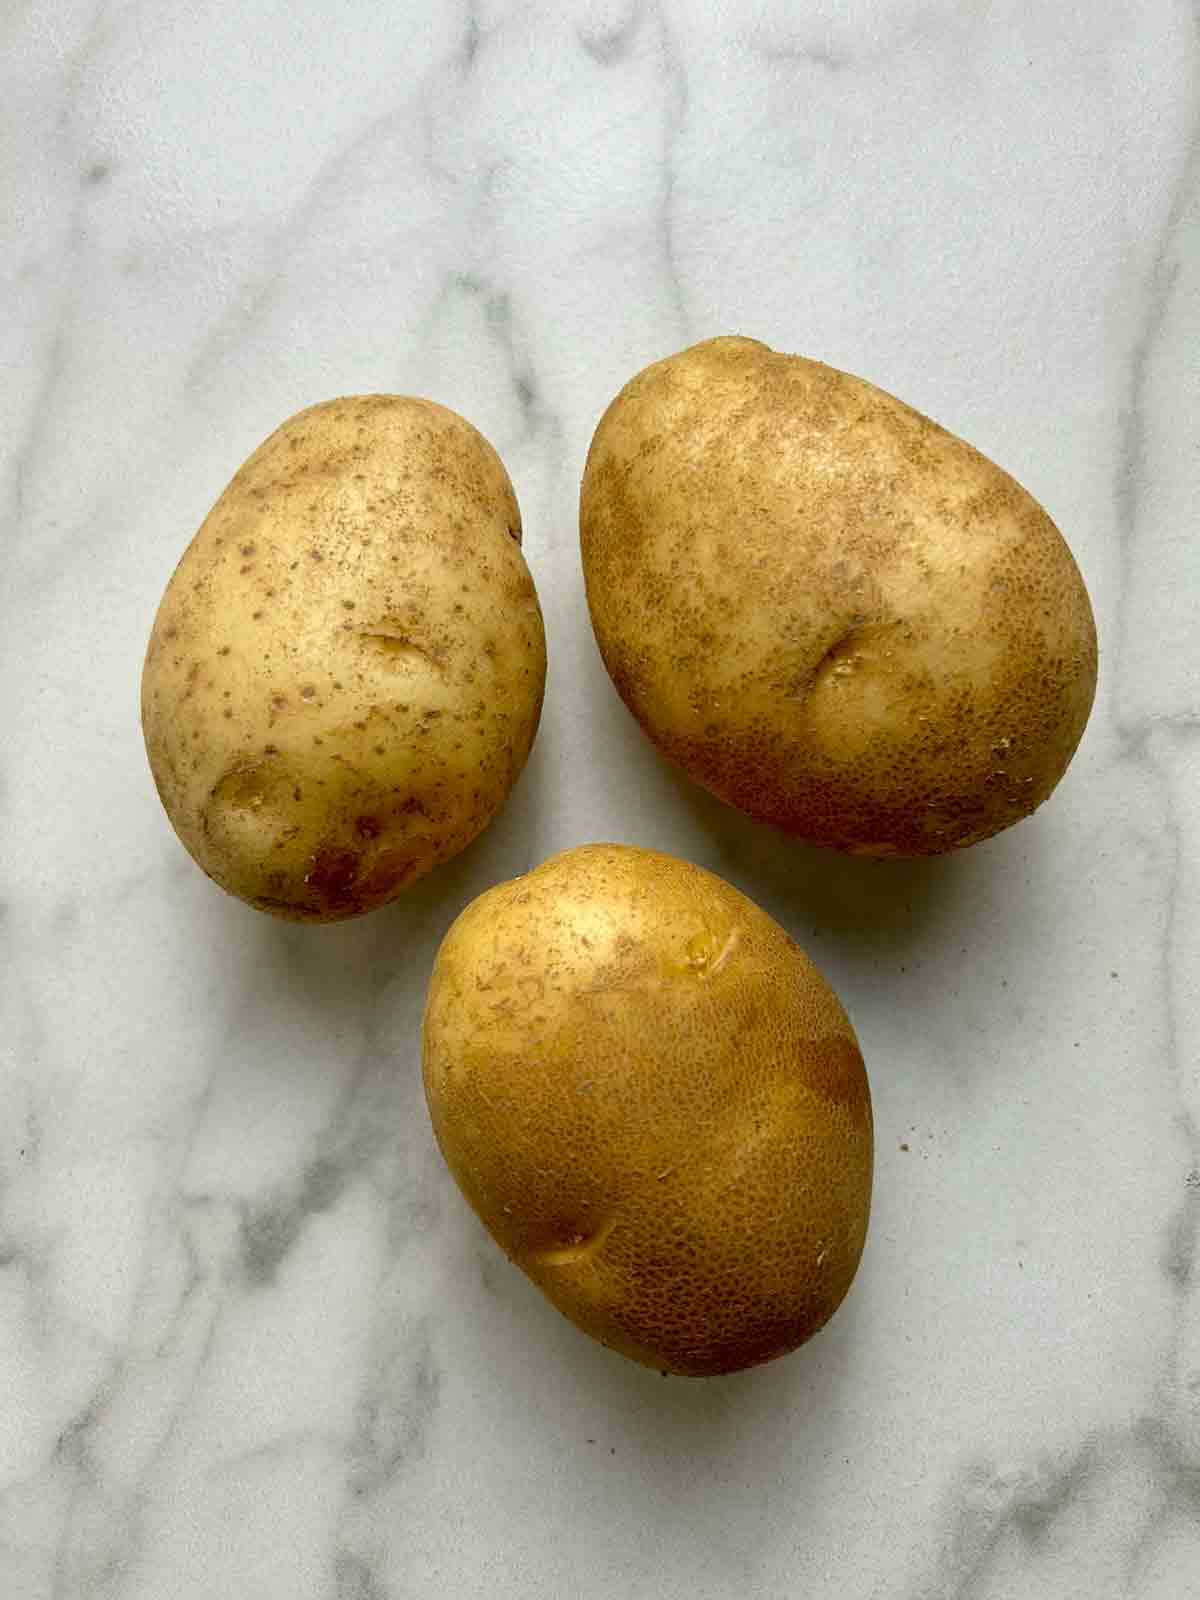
580,337 -> 1098,856
142,396 -> 546,921
422,844 -> 873,1376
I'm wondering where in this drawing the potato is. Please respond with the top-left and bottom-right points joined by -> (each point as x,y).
580,337 -> 1098,855
142,396 -> 546,920
422,844 -> 872,1376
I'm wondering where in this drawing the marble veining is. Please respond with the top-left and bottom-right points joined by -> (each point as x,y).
3,2 -> 1200,1596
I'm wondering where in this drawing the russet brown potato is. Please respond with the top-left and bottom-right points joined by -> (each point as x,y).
422,844 -> 873,1376
142,396 -> 546,920
580,336 -> 1098,855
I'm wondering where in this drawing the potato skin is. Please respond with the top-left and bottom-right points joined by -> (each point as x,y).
580,337 -> 1098,856
142,396 -> 546,920
422,844 -> 873,1376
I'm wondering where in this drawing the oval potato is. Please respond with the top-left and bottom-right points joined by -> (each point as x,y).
422,844 -> 873,1376
580,336 -> 1098,855
142,396 -> 546,920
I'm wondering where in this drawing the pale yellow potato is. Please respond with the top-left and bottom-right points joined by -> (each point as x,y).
142,396 -> 546,921
422,844 -> 873,1376
580,336 -> 1098,855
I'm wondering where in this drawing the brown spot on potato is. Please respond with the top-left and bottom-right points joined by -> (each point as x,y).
357,849 -> 421,900
306,847 -> 360,905
801,1037 -> 872,1127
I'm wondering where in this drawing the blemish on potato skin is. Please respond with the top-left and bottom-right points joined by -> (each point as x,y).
305,846 -> 360,905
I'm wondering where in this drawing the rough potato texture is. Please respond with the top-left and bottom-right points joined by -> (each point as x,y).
580,337 -> 1098,855
142,396 -> 546,920
422,844 -> 873,1376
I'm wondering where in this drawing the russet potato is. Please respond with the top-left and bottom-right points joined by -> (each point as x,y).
580,336 -> 1098,855
422,844 -> 873,1376
142,396 -> 546,920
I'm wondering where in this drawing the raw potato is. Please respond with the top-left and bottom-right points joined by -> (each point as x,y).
142,396 -> 546,921
580,336 -> 1098,856
422,844 -> 873,1376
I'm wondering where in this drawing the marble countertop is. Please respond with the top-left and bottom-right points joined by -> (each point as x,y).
4,2 -> 1199,1596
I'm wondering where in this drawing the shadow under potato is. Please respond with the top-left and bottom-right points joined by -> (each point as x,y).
568,635 -> 967,962
607,726 -> 964,959
458,1212 -> 861,1482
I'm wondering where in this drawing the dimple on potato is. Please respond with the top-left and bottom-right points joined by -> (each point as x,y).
422,844 -> 873,1376
142,396 -> 546,921
580,336 -> 1098,856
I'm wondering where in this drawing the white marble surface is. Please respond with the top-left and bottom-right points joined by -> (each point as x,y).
3,1 -> 1199,1595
